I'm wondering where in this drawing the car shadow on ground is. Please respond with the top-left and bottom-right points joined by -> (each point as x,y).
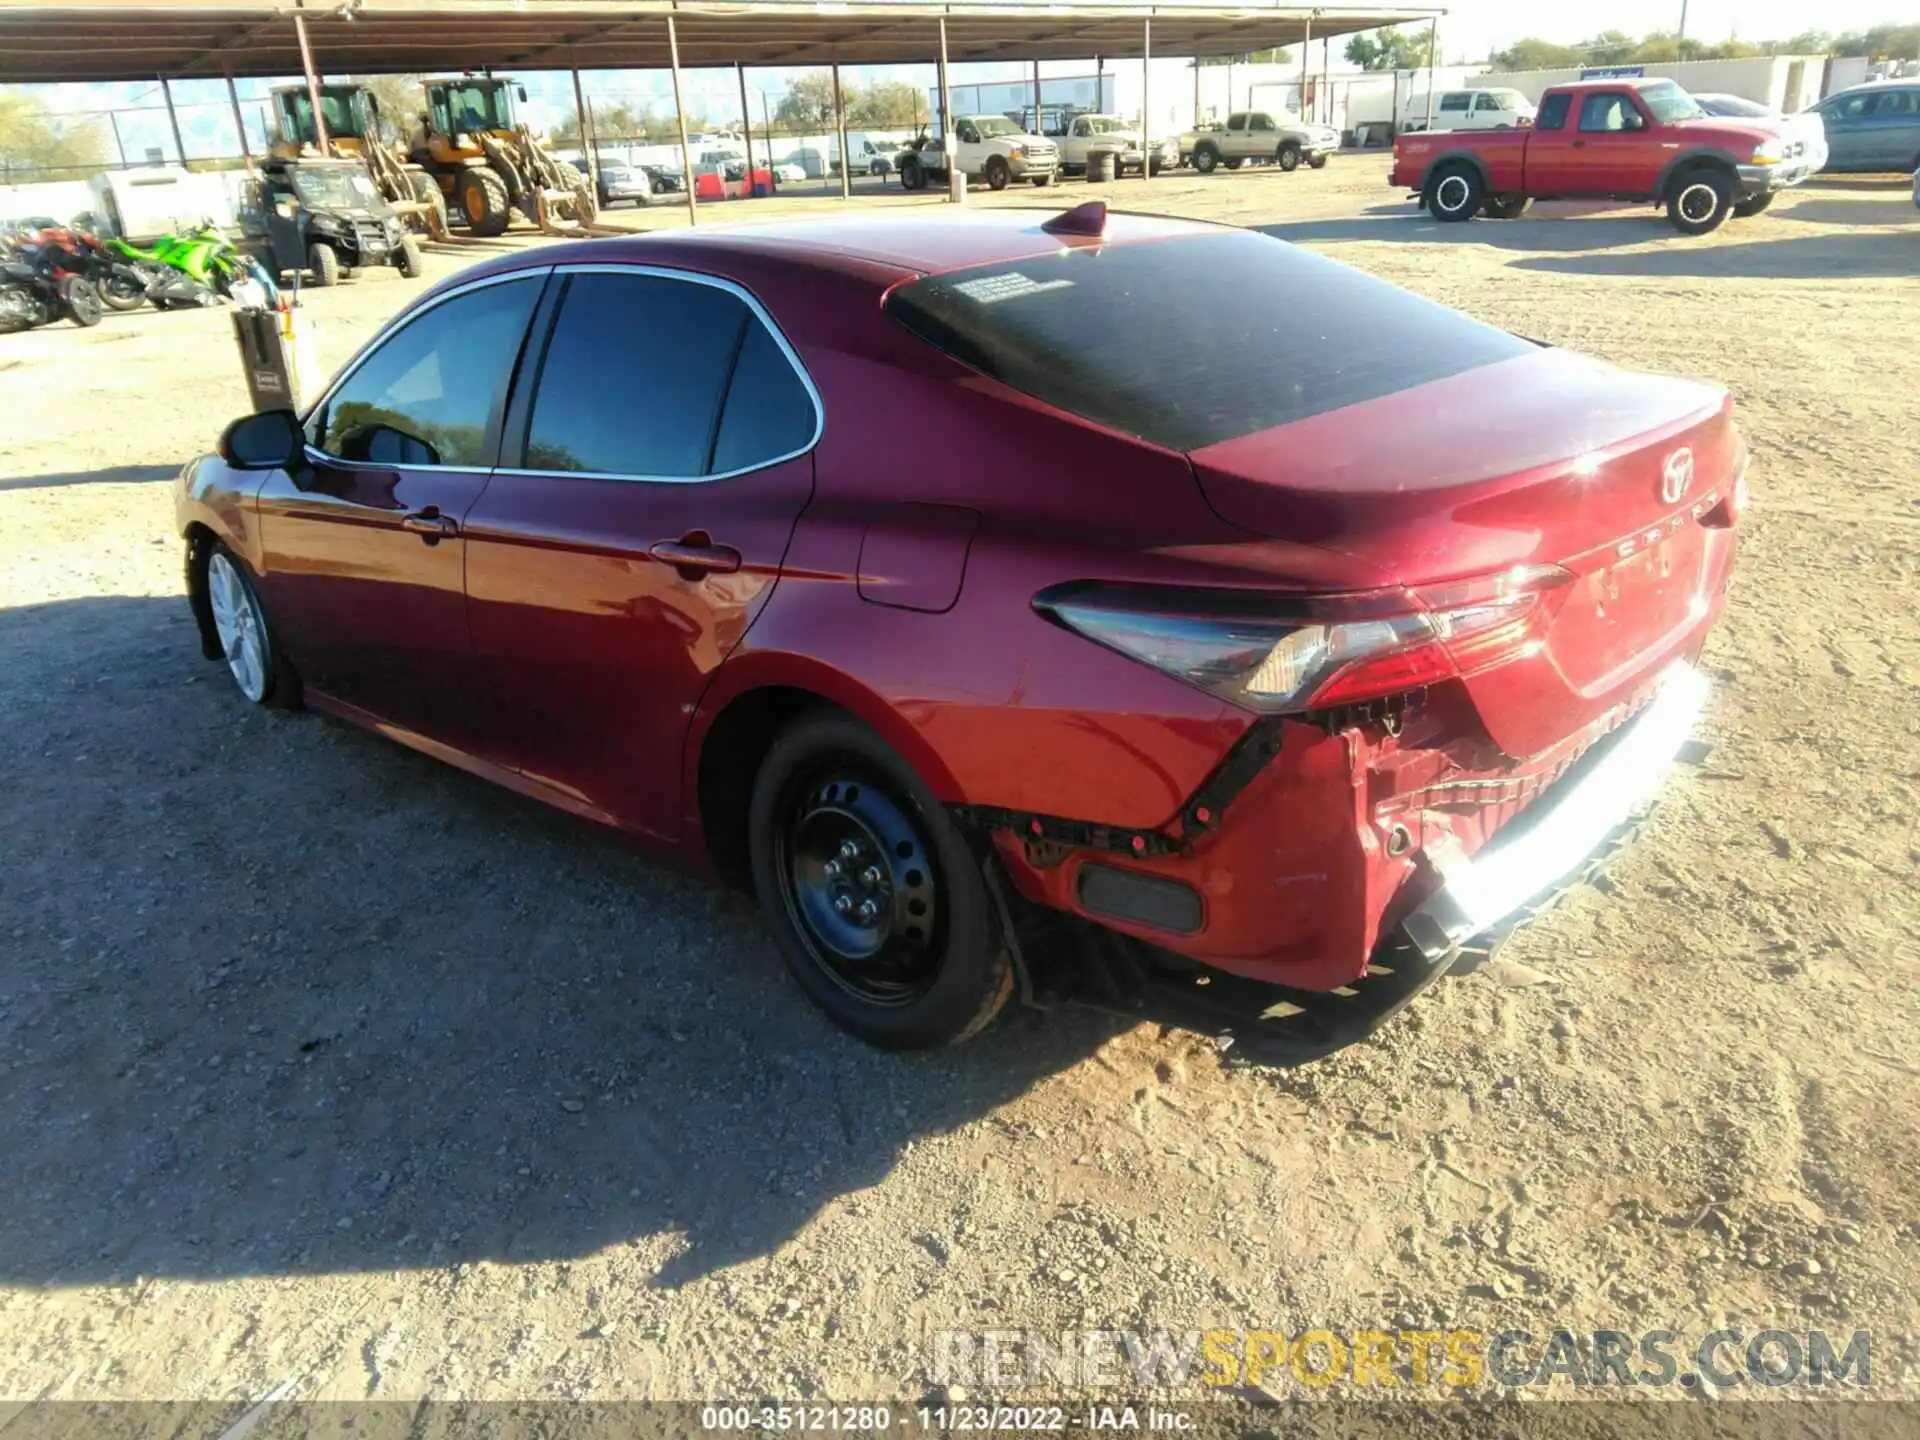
0,592 -> 1132,1292
1257,203 -> 1679,254
0,463 -> 178,493
1510,230 -> 1918,280
1776,198 -> 1920,227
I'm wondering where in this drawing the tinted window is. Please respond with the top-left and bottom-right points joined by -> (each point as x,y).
314,276 -> 540,467
710,320 -> 816,474
1439,92 -> 1471,112
1249,114 -> 1275,131
1225,113 -> 1247,130
1874,89 -> 1918,115
1536,92 -> 1572,130
1579,92 -> 1638,132
524,272 -> 748,477
886,231 -> 1532,452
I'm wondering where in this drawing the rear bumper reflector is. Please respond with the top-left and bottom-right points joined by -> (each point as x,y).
1077,863 -> 1205,936
1403,661 -> 1709,959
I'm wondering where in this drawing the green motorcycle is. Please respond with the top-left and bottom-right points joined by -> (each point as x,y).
106,227 -> 251,309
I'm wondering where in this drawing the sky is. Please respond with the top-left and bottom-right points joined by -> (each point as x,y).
8,0 -> 1909,168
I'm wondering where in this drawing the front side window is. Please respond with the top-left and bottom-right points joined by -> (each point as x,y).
521,271 -> 815,478
956,120 -> 980,144
1225,113 -> 1248,130
311,276 -> 541,467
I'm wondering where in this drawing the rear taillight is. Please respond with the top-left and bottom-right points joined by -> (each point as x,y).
1035,566 -> 1572,714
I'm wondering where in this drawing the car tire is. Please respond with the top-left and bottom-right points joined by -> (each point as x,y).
748,711 -> 1013,1050
985,157 -> 1011,191
1277,141 -> 1302,171
203,544 -> 299,709
307,242 -> 339,287
1030,173 -> 1054,187
1192,144 -> 1220,174
1308,153 -> 1329,169
1426,163 -> 1484,222
1482,194 -> 1532,219
1667,167 -> 1734,235
899,157 -> 926,191
1731,192 -> 1776,218
395,234 -> 423,278
1225,157 -> 1247,170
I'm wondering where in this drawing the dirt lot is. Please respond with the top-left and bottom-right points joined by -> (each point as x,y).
2,161 -> 1917,1409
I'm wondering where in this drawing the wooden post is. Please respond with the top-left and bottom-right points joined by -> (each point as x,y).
833,63 -> 851,198
292,8 -> 330,153
667,14 -> 698,225
571,67 -> 598,194
161,78 -> 188,165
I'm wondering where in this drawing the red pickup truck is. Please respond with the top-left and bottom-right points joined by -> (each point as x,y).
1390,77 -> 1818,235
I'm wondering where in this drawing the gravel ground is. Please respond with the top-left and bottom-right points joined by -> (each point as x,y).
1,161 -> 1917,1408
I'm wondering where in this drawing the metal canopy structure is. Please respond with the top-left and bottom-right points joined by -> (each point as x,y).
0,1 -> 1440,84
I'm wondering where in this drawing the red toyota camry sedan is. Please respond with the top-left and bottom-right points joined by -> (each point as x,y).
178,206 -> 1743,1049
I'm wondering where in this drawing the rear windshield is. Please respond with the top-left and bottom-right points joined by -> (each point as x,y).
885,230 -> 1533,451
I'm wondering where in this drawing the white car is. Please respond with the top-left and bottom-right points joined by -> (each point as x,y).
767,159 -> 809,183
1695,93 -> 1832,173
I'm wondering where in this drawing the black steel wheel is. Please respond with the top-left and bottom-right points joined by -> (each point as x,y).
748,712 -> 1013,1048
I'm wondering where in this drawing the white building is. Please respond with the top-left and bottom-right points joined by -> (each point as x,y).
1471,55 -> 1833,113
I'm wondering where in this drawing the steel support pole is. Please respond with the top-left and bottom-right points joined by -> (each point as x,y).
1322,39 -> 1330,130
571,67 -> 598,193
1425,19 -> 1438,132
224,68 -> 254,168
833,63 -> 851,198
1141,17 -> 1151,182
1032,58 -> 1042,132
1193,59 -> 1201,127
1300,15 -> 1312,121
938,16 -> 956,201
667,14 -> 698,225
109,110 -> 129,167
737,62 -> 754,186
292,9 -> 330,153
160,78 -> 188,165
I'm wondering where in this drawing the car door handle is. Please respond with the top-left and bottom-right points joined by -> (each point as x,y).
402,508 -> 457,540
1571,139 -> 1587,148
650,537 -> 743,578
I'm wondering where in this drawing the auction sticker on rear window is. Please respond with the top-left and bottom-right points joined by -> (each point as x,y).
951,272 -> 1075,305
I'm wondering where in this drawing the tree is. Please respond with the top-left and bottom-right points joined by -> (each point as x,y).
849,79 -> 924,128
550,101 -> 643,146
348,73 -> 426,146
773,72 -> 839,134
0,91 -> 107,178
1487,37 -> 1583,71
1344,28 -> 1435,70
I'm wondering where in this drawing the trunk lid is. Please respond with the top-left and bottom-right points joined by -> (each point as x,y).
1189,348 -> 1741,754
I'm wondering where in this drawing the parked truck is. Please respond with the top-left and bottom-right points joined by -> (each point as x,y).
1389,76 -> 1816,234
1183,112 -> 1341,173
1053,114 -> 1179,177
897,116 -> 1059,191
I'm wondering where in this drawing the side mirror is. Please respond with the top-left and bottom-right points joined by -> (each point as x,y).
517,84 -> 529,104
1623,113 -> 1646,131
218,408 -> 304,470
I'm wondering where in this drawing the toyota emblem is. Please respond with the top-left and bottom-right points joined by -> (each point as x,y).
1661,448 -> 1694,505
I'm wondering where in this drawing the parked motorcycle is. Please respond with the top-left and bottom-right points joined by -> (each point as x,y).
0,229 -> 105,333
108,226 -> 249,301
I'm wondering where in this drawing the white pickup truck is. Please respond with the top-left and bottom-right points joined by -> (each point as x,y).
1183,112 -> 1341,173
897,116 -> 1059,191
1054,114 -> 1180,177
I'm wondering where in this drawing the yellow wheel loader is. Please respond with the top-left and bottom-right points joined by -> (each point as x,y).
268,84 -> 448,239
411,76 -> 597,236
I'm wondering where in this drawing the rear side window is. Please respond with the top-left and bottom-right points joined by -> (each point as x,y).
523,270 -> 815,478
886,230 -> 1532,452
1440,92 -> 1471,112
1536,93 -> 1572,130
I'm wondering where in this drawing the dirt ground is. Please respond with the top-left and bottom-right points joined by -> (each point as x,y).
1,161 -> 1917,1411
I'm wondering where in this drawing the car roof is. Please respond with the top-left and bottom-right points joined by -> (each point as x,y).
475,209 -> 1228,285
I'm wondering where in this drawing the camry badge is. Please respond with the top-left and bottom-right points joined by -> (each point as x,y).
1661,448 -> 1694,505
